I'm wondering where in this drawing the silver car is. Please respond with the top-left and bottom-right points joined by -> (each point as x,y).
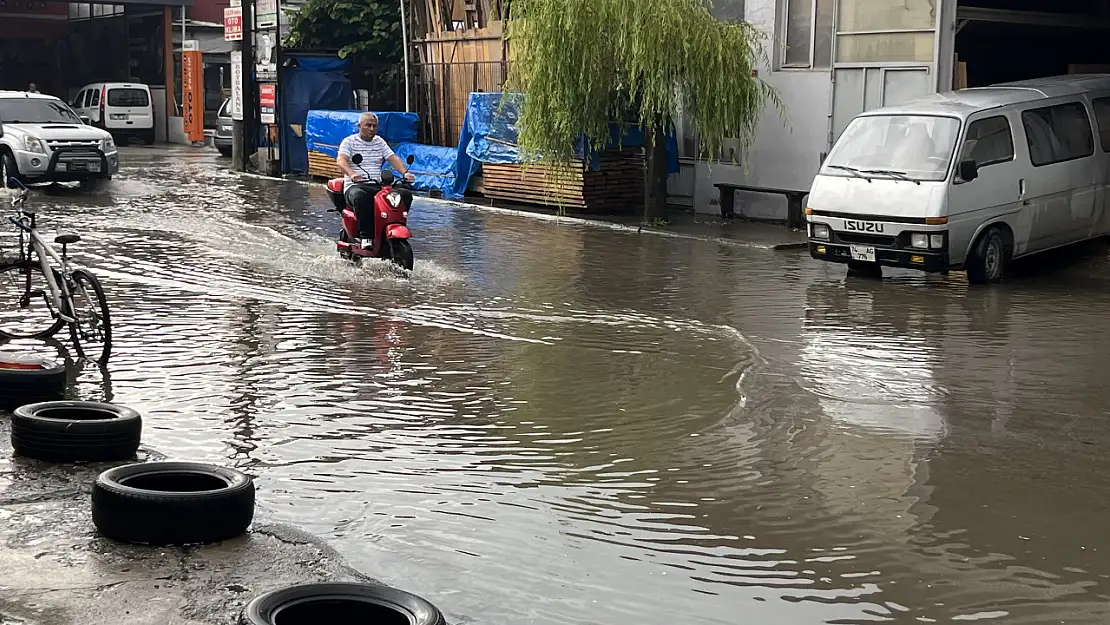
213,98 -> 232,157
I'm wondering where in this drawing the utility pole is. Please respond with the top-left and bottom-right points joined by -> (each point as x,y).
231,0 -> 246,170
241,0 -> 258,171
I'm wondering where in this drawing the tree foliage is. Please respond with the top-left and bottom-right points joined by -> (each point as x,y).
505,0 -> 781,169
284,0 -> 402,62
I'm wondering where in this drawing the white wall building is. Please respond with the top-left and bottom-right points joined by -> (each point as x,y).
671,0 -> 1110,221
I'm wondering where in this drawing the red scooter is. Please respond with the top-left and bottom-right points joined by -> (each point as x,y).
326,153 -> 415,271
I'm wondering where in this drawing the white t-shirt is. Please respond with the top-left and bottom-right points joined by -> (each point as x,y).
338,134 -> 395,190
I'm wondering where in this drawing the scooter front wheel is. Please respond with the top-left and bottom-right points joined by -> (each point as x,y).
388,239 -> 414,271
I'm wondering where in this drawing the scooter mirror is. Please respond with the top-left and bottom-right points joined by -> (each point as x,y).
351,154 -> 363,165
406,154 -> 415,165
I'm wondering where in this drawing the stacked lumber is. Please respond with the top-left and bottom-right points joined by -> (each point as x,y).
308,150 -> 343,179
479,149 -> 645,213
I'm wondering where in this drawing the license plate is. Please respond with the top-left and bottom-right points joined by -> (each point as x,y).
850,245 -> 876,262
110,114 -> 128,120
56,163 -> 67,172
88,162 -> 101,173
844,220 -> 885,233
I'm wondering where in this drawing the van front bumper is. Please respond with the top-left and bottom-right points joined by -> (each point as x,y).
809,242 -> 948,272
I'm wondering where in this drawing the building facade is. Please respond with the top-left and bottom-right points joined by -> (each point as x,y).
672,0 -> 1110,221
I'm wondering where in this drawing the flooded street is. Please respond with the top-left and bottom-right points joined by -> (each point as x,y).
15,145 -> 1110,624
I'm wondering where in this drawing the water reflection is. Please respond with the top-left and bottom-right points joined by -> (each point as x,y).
15,146 -> 1110,624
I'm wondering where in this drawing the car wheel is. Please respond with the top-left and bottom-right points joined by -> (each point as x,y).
1,151 -> 21,188
966,227 -> 1009,284
240,582 -> 446,625
92,461 -> 255,545
218,146 -> 233,157
11,400 -> 141,462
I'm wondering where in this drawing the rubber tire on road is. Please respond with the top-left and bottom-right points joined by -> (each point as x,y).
846,260 -> 882,279
240,582 -> 446,625
1,151 -> 20,188
11,400 -> 140,462
92,461 -> 255,545
0,361 -> 66,411
966,227 -> 1008,285
389,239 -> 415,271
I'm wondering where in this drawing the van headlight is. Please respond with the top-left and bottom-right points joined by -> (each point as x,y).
911,233 -> 929,249
929,234 -> 945,249
811,223 -> 830,240
23,136 -> 46,154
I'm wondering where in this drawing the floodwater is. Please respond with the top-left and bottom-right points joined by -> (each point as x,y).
10,146 -> 1110,624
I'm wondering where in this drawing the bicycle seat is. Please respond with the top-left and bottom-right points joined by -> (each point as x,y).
55,232 -> 80,245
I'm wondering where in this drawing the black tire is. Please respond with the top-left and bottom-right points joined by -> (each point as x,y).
218,146 -> 233,157
1,151 -> 21,189
338,230 -> 359,264
11,400 -> 140,462
240,582 -> 446,625
967,227 -> 1008,285
68,269 -> 112,365
846,260 -> 882,279
0,359 -> 66,411
143,131 -> 156,146
92,461 -> 255,545
388,239 -> 414,271
0,261 -> 67,339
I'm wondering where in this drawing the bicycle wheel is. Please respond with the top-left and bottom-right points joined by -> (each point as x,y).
67,269 -> 112,364
0,260 -> 66,339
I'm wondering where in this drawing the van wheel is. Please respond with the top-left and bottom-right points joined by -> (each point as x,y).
847,260 -> 882,279
967,227 -> 1008,284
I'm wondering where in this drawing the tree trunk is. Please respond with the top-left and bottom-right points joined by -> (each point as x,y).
642,125 -> 669,223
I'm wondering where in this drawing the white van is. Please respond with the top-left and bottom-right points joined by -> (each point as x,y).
72,82 -> 155,145
806,74 -> 1110,284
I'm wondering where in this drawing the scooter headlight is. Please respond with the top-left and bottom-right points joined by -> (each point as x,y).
386,191 -> 402,208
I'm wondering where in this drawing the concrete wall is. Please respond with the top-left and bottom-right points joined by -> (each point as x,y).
678,0 -> 833,221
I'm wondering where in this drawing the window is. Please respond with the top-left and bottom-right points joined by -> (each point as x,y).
218,99 -> 231,119
1091,97 -> 1110,151
72,90 -> 85,108
960,116 -> 1014,167
108,88 -> 150,107
0,98 -> 83,124
781,0 -> 834,68
1022,102 -> 1094,167
834,0 -> 936,63
89,89 -> 100,107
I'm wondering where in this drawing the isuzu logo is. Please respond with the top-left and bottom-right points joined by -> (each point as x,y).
844,220 -> 885,233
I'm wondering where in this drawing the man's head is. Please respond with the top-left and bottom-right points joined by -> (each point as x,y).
357,113 -> 379,141
27,83 -> 37,93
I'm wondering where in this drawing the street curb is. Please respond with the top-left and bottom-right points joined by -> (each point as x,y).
233,170 -> 807,251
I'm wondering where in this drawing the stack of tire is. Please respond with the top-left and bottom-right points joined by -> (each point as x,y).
6,399 -> 447,624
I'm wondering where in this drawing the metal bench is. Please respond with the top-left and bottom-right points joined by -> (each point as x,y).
714,183 -> 808,230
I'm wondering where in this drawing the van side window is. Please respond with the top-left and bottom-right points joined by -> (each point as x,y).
90,89 -> 100,107
960,116 -> 1014,167
1021,102 -> 1094,166
1091,97 -> 1110,151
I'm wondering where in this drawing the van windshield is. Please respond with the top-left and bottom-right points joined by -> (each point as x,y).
823,115 -> 962,182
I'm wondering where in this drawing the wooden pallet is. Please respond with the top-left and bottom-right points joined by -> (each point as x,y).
308,151 -> 343,179
479,149 -> 645,212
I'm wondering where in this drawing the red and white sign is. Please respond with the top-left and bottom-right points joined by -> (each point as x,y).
223,7 -> 243,41
259,84 -> 276,125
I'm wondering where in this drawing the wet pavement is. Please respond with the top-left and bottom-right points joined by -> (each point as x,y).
4,144 -> 1110,624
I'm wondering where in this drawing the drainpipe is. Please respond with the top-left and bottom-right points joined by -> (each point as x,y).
400,0 -> 410,112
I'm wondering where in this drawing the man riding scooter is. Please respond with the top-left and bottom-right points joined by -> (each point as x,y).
336,112 -> 415,249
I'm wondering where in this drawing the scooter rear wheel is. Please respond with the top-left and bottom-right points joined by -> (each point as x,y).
338,230 -> 359,265
388,239 -> 414,271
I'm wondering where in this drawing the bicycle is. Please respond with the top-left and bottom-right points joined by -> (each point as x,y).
0,179 -> 112,364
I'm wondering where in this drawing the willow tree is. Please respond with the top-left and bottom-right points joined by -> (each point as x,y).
505,0 -> 780,221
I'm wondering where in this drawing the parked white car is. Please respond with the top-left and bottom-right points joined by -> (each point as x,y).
0,91 -> 119,190
72,82 -> 155,145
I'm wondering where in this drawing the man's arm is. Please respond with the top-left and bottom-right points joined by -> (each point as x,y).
386,154 -> 415,181
336,138 -> 363,181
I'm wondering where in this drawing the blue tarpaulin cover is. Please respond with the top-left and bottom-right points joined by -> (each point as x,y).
459,92 -> 680,175
305,110 -> 420,159
382,142 -> 462,200
280,56 -> 354,175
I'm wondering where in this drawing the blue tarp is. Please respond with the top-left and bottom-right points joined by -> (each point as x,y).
305,110 -> 420,159
459,92 -> 680,175
280,55 -> 354,175
382,142 -> 462,200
